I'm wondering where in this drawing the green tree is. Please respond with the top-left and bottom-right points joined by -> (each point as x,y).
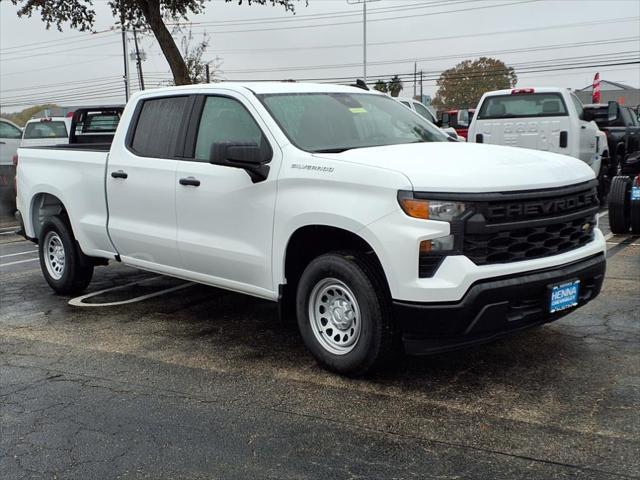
388,75 -> 403,97
373,80 -> 388,93
10,0 -> 305,86
0,104 -> 58,126
432,57 -> 517,110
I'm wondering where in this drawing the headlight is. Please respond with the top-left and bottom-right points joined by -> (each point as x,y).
398,191 -> 466,221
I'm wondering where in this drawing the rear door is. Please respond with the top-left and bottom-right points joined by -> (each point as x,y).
106,95 -> 192,269
473,92 -> 571,154
174,92 -> 279,297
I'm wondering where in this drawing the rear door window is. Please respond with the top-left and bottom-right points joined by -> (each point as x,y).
24,121 -> 68,139
130,96 -> 189,158
478,93 -> 568,119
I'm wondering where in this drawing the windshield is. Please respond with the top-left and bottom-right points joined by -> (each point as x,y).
259,92 -> 447,153
24,121 -> 68,139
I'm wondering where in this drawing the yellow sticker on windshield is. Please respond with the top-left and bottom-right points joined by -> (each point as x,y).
349,107 -> 367,114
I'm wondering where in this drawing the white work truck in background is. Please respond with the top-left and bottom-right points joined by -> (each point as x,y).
16,83 -> 606,375
468,87 -> 611,202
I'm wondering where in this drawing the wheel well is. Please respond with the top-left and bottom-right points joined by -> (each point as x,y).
283,225 -> 389,296
31,193 -> 66,240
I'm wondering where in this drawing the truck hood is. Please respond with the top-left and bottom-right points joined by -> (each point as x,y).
313,142 -> 595,193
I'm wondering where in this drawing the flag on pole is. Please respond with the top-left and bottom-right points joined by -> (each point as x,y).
592,72 -> 601,104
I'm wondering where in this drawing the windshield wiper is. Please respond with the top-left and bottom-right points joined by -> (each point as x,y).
312,147 -> 353,153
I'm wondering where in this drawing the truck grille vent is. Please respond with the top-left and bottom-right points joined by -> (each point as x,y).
464,213 -> 596,265
418,255 -> 444,278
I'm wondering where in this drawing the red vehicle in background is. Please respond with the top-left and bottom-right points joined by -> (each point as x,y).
439,109 -> 475,140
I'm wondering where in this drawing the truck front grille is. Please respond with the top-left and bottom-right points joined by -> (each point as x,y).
461,182 -> 599,266
463,213 -> 596,265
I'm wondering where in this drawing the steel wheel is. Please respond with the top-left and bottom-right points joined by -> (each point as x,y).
308,278 -> 362,355
44,231 -> 66,280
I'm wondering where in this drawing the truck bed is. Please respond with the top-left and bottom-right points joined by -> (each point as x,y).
17,146 -> 114,258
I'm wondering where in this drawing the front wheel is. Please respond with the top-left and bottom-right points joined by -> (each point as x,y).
597,155 -> 611,204
296,251 -> 396,376
38,216 -> 94,295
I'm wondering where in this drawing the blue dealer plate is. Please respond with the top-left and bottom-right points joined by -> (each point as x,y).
632,186 -> 640,201
549,280 -> 580,313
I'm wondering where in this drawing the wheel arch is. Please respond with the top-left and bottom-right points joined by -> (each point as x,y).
29,192 -> 68,241
280,224 -> 391,299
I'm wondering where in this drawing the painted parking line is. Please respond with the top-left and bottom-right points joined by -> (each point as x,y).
0,249 -> 37,259
68,278 -> 194,307
597,211 -> 609,219
0,231 -> 17,236
0,257 -> 39,267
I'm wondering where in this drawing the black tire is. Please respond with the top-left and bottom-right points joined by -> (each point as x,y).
608,176 -> 631,234
596,155 -> 611,205
631,176 -> 640,234
38,216 -> 94,295
296,251 -> 396,376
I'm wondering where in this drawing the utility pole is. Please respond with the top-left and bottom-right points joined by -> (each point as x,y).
206,64 -> 210,83
132,28 -> 145,91
413,62 -> 417,98
120,9 -> 130,102
347,0 -> 380,86
363,0 -> 367,84
420,70 -> 423,101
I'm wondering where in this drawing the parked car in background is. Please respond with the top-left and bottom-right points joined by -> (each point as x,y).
16,82 -> 606,375
0,118 -> 22,212
20,116 -> 72,148
397,97 -> 462,140
468,87 -> 611,202
440,109 -> 474,140
582,101 -> 640,174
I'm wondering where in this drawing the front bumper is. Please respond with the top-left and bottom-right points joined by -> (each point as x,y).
395,253 -> 606,355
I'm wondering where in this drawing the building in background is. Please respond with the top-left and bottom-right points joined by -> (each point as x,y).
574,80 -> 640,106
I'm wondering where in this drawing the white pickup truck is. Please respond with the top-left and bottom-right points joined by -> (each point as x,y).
16,83 -> 606,375
468,87 -> 611,202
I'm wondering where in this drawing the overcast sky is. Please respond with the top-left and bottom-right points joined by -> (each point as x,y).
1,0 -> 639,112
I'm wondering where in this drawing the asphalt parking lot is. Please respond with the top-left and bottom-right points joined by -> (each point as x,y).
1,213 -> 639,480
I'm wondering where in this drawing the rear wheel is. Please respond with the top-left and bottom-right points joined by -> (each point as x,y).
296,251 -> 396,376
608,176 -> 631,234
38,216 -> 93,294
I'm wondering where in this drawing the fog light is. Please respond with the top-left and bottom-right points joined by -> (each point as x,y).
421,235 -> 455,252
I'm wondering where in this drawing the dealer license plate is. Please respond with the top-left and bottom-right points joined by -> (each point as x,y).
632,186 -> 640,201
549,280 -> 580,313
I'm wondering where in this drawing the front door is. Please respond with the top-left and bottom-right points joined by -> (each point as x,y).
175,93 -> 279,298
106,95 -> 191,269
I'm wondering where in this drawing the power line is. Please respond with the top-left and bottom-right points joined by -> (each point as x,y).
207,17 -> 637,55
217,37 -> 640,75
184,0 -> 540,34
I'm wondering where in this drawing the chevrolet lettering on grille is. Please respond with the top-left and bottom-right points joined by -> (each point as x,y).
487,190 -> 598,221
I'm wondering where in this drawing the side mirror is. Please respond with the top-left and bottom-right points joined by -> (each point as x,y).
209,141 -> 272,183
607,101 -> 619,123
435,120 -> 442,127
582,109 -> 594,122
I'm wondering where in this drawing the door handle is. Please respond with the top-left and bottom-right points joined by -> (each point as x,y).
111,170 -> 128,179
179,177 -> 200,187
